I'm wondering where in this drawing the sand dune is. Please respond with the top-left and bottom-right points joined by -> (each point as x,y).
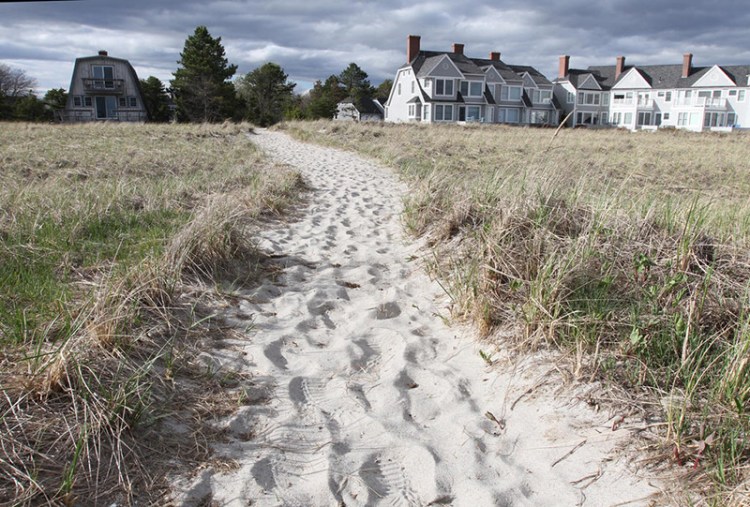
170,130 -> 663,506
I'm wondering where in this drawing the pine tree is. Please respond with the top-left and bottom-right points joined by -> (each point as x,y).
235,62 -> 295,127
140,76 -> 172,122
171,26 -> 237,122
338,63 -> 374,100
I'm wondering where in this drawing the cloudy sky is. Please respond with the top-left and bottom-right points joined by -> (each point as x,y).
2,0 -> 750,95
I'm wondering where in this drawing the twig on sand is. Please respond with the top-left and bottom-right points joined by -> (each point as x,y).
571,467 -> 603,489
551,439 -> 587,468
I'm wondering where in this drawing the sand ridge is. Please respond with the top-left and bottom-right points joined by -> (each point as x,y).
170,129 -> 663,506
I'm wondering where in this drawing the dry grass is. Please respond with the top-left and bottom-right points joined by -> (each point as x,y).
0,122 -> 304,505
283,120 -> 750,504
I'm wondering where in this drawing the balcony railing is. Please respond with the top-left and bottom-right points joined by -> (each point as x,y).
82,78 -> 125,93
673,97 -> 727,108
61,110 -> 147,122
637,99 -> 654,108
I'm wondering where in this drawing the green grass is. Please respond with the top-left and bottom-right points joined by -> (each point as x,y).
283,120 -> 750,504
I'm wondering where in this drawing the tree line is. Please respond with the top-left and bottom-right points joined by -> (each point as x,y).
0,26 -> 392,125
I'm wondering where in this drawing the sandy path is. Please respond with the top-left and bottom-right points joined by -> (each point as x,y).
172,130 -> 662,506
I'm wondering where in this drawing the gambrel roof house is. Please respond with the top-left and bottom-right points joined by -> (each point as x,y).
62,50 -> 148,122
554,53 -> 750,132
335,97 -> 384,122
385,35 -> 559,126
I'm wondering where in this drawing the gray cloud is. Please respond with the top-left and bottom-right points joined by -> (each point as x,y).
1,0 -> 748,93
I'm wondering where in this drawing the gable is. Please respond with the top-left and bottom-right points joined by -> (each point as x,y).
578,74 -> 601,90
424,55 -> 463,78
612,68 -> 651,90
484,66 -> 505,84
522,73 -> 536,88
693,65 -> 736,87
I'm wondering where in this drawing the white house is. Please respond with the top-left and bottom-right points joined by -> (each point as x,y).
385,35 -> 560,126
62,50 -> 148,122
554,54 -> 750,132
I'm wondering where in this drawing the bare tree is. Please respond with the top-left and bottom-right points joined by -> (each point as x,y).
0,63 -> 36,97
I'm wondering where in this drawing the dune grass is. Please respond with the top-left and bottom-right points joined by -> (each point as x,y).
283,120 -> 750,504
0,122 -> 303,505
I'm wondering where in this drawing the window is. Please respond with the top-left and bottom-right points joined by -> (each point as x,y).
728,113 -> 736,126
73,96 -> 82,107
424,79 -> 430,89
729,90 -> 737,96
602,93 -> 609,105
567,92 -> 575,104
459,81 -> 483,97
663,113 -> 670,120
466,105 -> 481,121
435,79 -> 454,96
665,91 -> 672,101
435,104 -> 453,121
611,112 -> 621,124
500,107 -> 520,123
408,104 -> 416,117
92,65 -> 114,88
678,113 -> 689,126
637,112 -> 651,126
500,86 -> 521,101
657,92 -> 664,97
601,112 -> 608,124
532,89 -> 552,104
411,81 -> 415,94
398,83 -> 401,95
84,97 -> 92,107
129,97 -> 137,107
424,107 -> 430,120
739,90 -> 746,101
704,112 -> 725,127
119,97 -> 127,107
624,112 -> 633,124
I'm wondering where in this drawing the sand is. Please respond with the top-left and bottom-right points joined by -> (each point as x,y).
169,129 -> 664,506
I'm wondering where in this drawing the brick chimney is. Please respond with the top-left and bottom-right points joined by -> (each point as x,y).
682,53 -> 693,78
452,43 -> 464,55
615,55 -> 626,79
558,55 -> 570,78
98,50 -> 108,56
489,51 -> 501,61
407,35 -> 420,63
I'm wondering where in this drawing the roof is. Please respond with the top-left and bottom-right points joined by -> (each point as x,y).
579,63 -> 750,90
412,51 -> 485,78
339,96 -> 383,115
471,58 -> 524,84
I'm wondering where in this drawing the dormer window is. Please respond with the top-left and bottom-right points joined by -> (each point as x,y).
460,81 -> 483,98
435,79 -> 454,96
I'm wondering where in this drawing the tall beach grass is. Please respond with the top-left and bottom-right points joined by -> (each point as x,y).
0,122 -> 303,505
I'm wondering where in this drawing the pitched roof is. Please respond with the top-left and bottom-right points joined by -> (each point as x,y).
412,51 -> 485,78
508,65 -> 553,87
582,63 -> 750,89
340,96 -> 383,115
471,58 -> 524,84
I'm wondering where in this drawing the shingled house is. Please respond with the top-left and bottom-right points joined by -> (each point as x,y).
62,50 -> 148,122
554,54 -> 750,131
384,35 -> 560,126
335,97 -> 384,121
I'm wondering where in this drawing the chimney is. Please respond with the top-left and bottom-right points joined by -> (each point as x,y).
407,35 -> 420,63
558,55 -> 570,79
615,55 -> 626,79
452,43 -> 464,55
98,50 -> 108,56
682,53 -> 693,78
489,51 -> 501,61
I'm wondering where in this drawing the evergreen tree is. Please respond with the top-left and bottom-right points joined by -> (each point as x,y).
375,79 -> 393,103
13,94 -> 47,121
43,88 -> 67,110
235,62 -> 296,127
171,26 -> 237,122
338,63 -> 374,100
140,76 -> 172,122
305,76 -> 347,119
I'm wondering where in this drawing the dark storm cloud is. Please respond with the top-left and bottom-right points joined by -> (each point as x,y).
1,0 -> 748,93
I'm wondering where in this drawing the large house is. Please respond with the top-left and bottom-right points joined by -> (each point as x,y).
385,35 -> 560,126
62,50 -> 148,122
554,54 -> 750,132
